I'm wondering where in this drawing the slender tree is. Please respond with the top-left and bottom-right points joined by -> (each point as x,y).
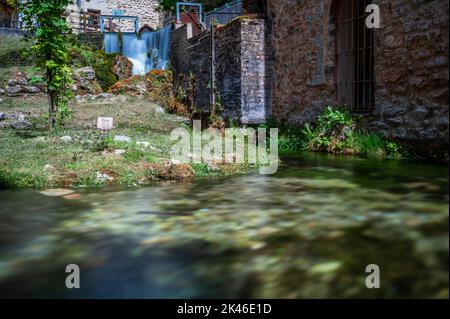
11,0 -> 72,131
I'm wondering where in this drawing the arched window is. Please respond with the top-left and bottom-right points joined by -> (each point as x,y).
334,0 -> 374,113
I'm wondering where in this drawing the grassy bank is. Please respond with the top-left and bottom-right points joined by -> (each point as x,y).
272,106 -> 405,159
0,94 -> 250,189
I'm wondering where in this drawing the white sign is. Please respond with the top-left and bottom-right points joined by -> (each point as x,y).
97,117 -> 114,131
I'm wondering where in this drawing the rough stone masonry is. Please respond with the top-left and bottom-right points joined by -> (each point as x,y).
266,0 -> 448,159
66,0 -> 160,32
171,17 -> 272,124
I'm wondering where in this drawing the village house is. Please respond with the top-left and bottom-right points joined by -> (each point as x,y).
171,0 -> 448,158
66,0 -> 161,32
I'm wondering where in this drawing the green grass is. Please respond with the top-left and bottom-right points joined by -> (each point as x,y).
0,94 -> 251,188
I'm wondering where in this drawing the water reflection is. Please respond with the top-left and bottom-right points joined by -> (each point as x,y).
0,153 -> 448,298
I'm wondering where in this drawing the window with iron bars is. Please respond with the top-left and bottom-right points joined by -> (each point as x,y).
334,0 -> 374,113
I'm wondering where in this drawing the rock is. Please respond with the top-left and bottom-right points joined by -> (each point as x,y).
109,75 -> 147,97
73,67 -> 102,95
5,85 -> 22,96
0,88 -> 5,95
17,77 -> 28,86
23,86 -> 40,93
310,261 -> 342,274
60,136 -> 72,143
207,161 -> 220,172
11,113 -> 26,121
10,120 -> 32,130
75,93 -> 119,103
114,135 -> 132,143
43,164 -> 55,171
168,159 -> 182,165
112,55 -> 133,80
155,106 -> 165,114
114,149 -> 126,155
0,98 -> 4,104
7,79 -> 17,86
40,188 -> 74,197
170,164 -> 195,180
0,112 -> 5,120
136,141 -> 150,148
75,67 -> 96,80
98,93 -> 115,100
96,171 -> 114,182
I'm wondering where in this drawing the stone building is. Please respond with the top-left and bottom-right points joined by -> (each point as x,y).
66,0 -> 160,32
171,0 -> 448,158
266,0 -> 448,157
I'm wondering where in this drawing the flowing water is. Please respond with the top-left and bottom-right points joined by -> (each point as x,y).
105,27 -> 171,75
0,153 -> 448,298
104,32 -> 119,54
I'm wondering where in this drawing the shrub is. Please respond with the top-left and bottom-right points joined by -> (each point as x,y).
264,106 -> 403,159
0,35 -> 35,67
68,44 -> 119,91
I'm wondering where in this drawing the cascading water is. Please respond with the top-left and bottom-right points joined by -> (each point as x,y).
104,26 -> 171,75
104,33 -> 119,53
121,32 -> 148,75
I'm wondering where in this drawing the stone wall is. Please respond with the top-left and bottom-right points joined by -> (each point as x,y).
67,0 -> 160,32
171,17 -> 271,124
78,33 -> 104,51
267,0 -> 449,157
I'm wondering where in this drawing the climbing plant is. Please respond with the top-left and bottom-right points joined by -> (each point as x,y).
11,0 -> 73,131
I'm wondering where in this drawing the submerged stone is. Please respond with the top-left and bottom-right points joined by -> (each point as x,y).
40,188 -> 75,197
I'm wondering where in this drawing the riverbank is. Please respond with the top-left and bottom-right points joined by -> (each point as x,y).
0,94 -> 250,189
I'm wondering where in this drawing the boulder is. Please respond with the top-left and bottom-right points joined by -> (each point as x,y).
10,120 -> 32,130
17,77 -> 28,86
109,75 -> 148,97
73,67 -> 102,95
75,67 -> 96,80
0,112 -> 5,120
23,86 -> 40,93
5,85 -> 22,96
0,88 -> 5,95
112,55 -> 133,80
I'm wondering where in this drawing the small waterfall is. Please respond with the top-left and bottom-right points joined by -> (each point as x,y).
105,26 -> 171,76
104,33 -> 119,53
122,32 -> 148,75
